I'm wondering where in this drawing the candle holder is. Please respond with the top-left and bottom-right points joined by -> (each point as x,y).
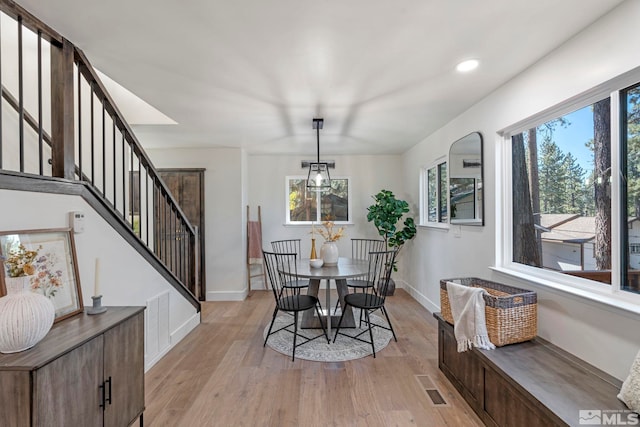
87,295 -> 107,315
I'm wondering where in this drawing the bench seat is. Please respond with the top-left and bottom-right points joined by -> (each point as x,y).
435,313 -> 628,426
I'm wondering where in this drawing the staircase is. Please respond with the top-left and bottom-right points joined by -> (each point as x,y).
0,0 -> 200,317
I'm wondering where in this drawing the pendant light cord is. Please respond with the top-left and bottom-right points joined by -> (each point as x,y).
316,124 -> 321,163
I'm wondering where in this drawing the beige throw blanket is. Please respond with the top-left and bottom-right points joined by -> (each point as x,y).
446,281 -> 495,352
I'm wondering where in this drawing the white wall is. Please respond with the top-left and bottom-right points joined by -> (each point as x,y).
0,189 -> 200,371
247,153 -> 407,286
402,0 -> 640,380
145,147 -> 246,300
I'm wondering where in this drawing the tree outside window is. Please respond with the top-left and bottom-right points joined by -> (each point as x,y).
287,177 -> 350,223
511,91 -> 640,292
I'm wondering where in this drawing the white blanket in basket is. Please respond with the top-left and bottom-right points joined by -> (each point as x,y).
446,281 -> 495,352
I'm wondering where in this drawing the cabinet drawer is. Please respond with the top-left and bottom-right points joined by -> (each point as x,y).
484,366 -> 557,427
440,323 -> 484,403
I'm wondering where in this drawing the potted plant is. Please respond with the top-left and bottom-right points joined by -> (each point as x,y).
366,189 -> 417,295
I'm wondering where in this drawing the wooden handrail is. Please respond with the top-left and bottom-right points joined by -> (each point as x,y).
73,48 -> 196,237
0,0 -> 64,46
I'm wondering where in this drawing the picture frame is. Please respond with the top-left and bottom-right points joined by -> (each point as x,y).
0,228 -> 84,322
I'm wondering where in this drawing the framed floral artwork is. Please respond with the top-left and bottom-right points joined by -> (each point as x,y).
0,228 -> 83,322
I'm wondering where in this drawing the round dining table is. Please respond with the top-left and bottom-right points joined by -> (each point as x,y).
292,257 -> 369,335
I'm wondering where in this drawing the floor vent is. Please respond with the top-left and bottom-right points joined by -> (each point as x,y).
414,375 -> 449,407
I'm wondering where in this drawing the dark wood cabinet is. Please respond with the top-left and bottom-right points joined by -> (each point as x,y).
0,307 -> 145,427
158,168 -> 206,300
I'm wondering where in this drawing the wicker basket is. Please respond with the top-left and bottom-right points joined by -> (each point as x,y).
440,277 -> 537,347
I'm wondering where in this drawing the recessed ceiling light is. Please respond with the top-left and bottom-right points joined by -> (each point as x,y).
456,59 -> 479,73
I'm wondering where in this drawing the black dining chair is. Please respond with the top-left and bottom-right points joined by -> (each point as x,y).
262,250 -> 329,361
333,238 -> 385,313
271,239 -> 309,293
333,249 -> 398,358
271,239 -> 303,256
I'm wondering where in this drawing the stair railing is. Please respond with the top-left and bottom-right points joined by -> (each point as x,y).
0,0 -> 200,301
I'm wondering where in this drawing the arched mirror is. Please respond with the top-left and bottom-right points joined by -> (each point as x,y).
449,132 -> 484,226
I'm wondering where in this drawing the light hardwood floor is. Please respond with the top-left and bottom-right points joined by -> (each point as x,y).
143,289 -> 484,427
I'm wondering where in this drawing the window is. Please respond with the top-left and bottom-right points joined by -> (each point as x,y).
286,176 -> 350,223
511,99 -> 611,282
623,83 -> 640,292
502,74 -> 640,298
420,161 -> 448,225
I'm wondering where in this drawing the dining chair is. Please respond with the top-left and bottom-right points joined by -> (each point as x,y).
333,238 -> 385,313
271,239 -> 303,256
271,239 -> 309,293
333,249 -> 398,358
262,250 -> 329,361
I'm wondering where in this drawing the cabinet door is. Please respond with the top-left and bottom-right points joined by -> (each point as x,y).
103,312 -> 145,427
33,335 -> 103,427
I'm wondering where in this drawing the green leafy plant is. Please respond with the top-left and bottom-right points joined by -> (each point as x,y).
366,189 -> 416,270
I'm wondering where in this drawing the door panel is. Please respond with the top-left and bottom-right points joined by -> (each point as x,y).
103,312 -> 145,427
34,336 -> 103,427
157,169 -> 206,300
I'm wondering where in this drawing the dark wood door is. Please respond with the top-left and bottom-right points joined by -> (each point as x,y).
158,169 -> 206,300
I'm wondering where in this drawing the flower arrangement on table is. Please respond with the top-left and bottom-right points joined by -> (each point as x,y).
2,244 -> 41,277
314,221 -> 345,242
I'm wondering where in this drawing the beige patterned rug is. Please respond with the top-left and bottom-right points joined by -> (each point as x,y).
263,310 -> 393,362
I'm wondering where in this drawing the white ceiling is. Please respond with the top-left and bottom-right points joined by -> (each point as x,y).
19,0 -> 624,156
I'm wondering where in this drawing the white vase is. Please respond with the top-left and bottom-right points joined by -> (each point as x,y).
0,275 -> 55,354
321,241 -> 339,266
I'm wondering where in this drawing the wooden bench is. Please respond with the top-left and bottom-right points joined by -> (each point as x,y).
435,313 -> 629,427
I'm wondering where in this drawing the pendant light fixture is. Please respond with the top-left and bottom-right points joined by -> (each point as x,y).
307,118 -> 331,192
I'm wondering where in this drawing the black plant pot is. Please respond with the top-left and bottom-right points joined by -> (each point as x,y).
384,278 -> 396,296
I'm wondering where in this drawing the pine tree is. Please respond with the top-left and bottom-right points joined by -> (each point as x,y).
627,89 -> 640,217
538,137 -> 567,214
563,152 -> 586,214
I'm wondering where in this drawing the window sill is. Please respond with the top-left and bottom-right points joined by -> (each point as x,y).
283,222 -> 355,227
490,265 -> 640,318
418,223 -> 450,230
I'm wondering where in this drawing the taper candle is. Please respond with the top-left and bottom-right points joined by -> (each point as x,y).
94,258 -> 101,297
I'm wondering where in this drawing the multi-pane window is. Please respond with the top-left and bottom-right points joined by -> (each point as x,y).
421,161 -> 448,225
506,78 -> 640,295
286,177 -> 350,223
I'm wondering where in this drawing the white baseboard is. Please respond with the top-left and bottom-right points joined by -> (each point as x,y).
144,311 -> 201,372
206,289 -> 248,301
400,280 -> 440,314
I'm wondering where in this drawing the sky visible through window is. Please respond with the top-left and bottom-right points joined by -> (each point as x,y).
547,106 -> 594,172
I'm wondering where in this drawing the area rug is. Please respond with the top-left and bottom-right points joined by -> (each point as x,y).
263,310 -> 393,362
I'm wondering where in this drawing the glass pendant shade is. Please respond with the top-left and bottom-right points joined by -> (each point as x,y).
306,118 -> 331,192
307,162 -> 331,192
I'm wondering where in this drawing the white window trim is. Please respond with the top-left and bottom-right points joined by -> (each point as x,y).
284,175 -> 352,225
419,158 -> 450,229
494,68 -> 640,315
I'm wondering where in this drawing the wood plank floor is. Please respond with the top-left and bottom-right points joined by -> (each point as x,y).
143,289 -> 484,427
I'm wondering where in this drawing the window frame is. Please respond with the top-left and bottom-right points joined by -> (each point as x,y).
420,158 -> 449,228
285,175 -> 352,225
495,67 -> 640,314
